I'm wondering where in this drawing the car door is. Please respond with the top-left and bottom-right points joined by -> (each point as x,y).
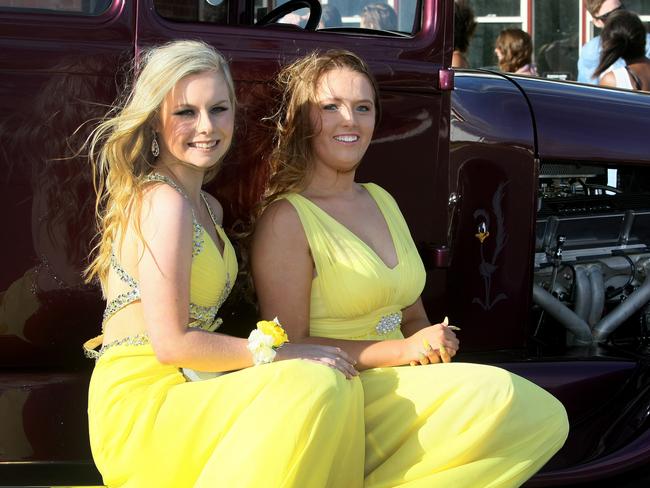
0,0 -> 133,478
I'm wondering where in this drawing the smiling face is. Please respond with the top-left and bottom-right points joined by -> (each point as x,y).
309,67 -> 376,174
155,70 -> 234,172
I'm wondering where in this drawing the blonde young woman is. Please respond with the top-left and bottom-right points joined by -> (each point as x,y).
83,40 -> 365,487
251,50 -> 569,487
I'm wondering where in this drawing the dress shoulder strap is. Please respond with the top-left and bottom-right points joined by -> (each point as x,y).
201,191 -> 219,228
277,193 -> 339,271
625,65 -> 642,90
143,172 -> 204,257
362,183 -> 418,257
143,173 -> 197,218
278,193 -> 330,235
362,183 -> 403,226
361,182 -> 396,207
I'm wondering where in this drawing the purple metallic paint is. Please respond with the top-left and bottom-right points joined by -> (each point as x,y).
515,77 -> 650,164
0,0 -> 133,477
449,71 -> 537,351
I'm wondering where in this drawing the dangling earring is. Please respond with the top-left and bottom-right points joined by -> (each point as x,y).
151,133 -> 160,158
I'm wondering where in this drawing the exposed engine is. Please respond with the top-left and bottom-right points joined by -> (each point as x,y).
533,163 -> 650,351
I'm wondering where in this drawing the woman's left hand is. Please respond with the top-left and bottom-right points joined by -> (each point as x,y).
407,319 -> 459,366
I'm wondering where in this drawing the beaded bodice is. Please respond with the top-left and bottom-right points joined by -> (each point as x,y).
84,173 -> 237,359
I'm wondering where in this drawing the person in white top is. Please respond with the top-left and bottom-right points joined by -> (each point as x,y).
594,10 -> 650,91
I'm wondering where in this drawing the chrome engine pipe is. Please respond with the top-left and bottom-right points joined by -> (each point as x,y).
574,266 -> 592,323
532,284 -> 593,345
592,272 -> 650,342
587,265 -> 605,327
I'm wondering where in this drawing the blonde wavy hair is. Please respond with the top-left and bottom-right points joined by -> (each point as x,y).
85,40 -> 235,290
262,49 -> 380,208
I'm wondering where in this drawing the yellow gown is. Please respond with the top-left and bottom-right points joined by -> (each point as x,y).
280,183 -> 570,488
86,175 -> 365,488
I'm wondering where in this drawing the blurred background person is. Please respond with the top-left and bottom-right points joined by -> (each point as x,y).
594,9 -> 650,90
360,2 -> 397,30
328,0 -> 368,17
318,4 -> 342,28
452,0 -> 476,68
578,0 -> 650,84
495,28 -> 538,75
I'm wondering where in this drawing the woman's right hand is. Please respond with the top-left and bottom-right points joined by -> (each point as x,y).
275,343 -> 359,379
402,323 -> 460,366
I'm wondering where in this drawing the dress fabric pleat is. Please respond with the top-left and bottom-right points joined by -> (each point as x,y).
281,183 -> 569,488
89,348 -> 365,487
88,180 -> 568,487
87,179 -> 365,487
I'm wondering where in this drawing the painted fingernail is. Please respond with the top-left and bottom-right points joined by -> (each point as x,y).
422,338 -> 431,350
443,316 -> 461,330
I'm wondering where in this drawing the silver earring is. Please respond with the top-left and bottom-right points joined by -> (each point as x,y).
151,134 -> 160,158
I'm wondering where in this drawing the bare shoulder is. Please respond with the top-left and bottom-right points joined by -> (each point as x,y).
255,198 -> 304,238
452,50 -> 469,69
140,180 -> 193,230
201,191 -> 224,225
256,199 -> 302,232
599,71 -> 617,88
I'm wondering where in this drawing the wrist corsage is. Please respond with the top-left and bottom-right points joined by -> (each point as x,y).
247,317 -> 289,366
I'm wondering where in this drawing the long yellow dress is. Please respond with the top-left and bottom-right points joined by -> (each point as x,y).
280,183 -> 570,488
85,175 -> 365,488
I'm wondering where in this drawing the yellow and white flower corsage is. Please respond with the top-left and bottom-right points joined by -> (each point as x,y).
247,317 -> 289,365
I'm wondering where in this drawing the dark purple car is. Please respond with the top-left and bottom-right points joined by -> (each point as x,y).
1,0 -> 650,485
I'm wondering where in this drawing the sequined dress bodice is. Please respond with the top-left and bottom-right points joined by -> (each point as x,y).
84,174 -> 238,358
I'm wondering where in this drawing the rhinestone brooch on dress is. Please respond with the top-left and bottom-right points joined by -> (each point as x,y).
375,311 -> 402,335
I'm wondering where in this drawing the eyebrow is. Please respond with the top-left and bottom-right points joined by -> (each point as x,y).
172,100 -> 230,109
320,97 -> 375,105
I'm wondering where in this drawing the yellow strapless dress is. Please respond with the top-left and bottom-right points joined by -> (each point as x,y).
86,176 -> 364,487
281,183 -> 569,488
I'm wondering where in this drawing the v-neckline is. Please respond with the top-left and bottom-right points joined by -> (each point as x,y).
198,221 -> 227,261
297,184 -> 400,270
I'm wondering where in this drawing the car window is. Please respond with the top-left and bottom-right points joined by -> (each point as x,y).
155,0 -> 419,35
0,0 -> 111,15
156,0 -> 229,24
270,0 -> 417,33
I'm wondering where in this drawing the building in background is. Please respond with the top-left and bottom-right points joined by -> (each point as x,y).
466,0 -> 650,81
